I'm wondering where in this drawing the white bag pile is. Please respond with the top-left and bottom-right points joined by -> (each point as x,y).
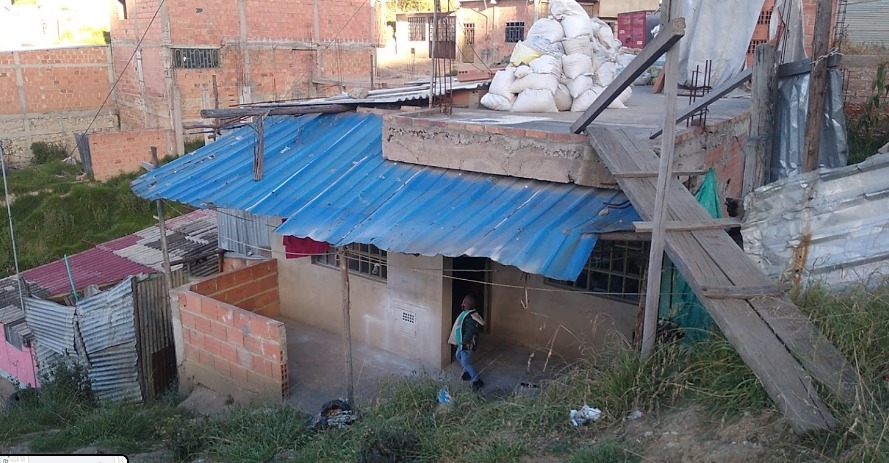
482,0 -> 637,113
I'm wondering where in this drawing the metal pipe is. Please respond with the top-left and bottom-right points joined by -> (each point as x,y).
0,144 -> 26,315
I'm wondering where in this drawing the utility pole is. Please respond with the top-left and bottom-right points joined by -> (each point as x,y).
742,43 -> 779,197
151,146 -> 174,300
641,0 -> 680,358
1,144 -> 26,320
802,0 -> 833,173
338,247 -> 355,404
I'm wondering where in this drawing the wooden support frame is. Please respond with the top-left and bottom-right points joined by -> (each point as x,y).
613,169 -> 707,178
200,104 -> 353,119
649,69 -> 753,139
742,43 -> 779,198
571,18 -> 686,134
633,218 -> 741,232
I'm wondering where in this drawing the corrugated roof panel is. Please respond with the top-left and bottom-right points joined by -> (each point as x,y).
23,297 -> 76,355
21,248 -> 154,296
844,0 -> 889,46
132,113 -> 641,280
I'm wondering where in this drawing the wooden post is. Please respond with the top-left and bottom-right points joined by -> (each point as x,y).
212,74 -> 219,110
641,0 -> 680,358
802,0 -> 833,173
338,247 -> 355,405
151,146 -> 174,300
254,114 -> 265,181
743,43 -> 779,197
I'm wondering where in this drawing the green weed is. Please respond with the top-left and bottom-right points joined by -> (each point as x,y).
30,142 -> 68,165
570,441 -> 639,463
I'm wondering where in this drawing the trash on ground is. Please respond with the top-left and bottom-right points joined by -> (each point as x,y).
569,404 -> 602,426
626,408 -> 644,420
437,386 -> 452,404
309,399 -> 358,430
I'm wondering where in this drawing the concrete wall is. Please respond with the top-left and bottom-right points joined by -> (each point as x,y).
487,262 -> 637,359
87,129 -> 173,180
0,324 -> 38,388
382,113 -> 617,188
273,236 -> 451,369
0,46 -> 117,165
174,260 -> 287,403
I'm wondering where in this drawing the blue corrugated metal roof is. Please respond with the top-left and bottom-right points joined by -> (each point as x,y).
131,113 -> 640,280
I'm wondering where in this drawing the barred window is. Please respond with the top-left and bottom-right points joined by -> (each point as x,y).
3,321 -> 24,351
172,48 -> 220,69
313,243 -> 388,281
505,21 -> 525,43
546,240 -> 650,302
464,22 -> 475,45
408,17 -> 429,41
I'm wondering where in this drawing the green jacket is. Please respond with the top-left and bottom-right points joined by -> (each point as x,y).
456,310 -> 483,351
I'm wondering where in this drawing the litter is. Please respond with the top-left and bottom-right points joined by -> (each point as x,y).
308,399 -> 358,430
436,386 -> 452,404
569,405 -> 602,426
626,408 -> 644,420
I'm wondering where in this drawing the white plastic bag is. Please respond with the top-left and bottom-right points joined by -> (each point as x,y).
595,61 -> 618,87
489,67 -> 517,97
514,65 -> 533,79
562,36 -> 591,56
512,89 -> 559,112
549,0 -> 587,19
481,92 -> 514,111
510,41 -> 543,66
554,84 -> 572,111
570,87 -> 602,112
529,55 -> 561,75
527,18 -> 565,43
509,73 -> 559,94
562,54 -> 593,79
596,24 -> 616,49
566,75 -> 593,98
561,15 -> 593,39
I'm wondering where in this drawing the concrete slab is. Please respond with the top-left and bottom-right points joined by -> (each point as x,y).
280,317 -> 570,413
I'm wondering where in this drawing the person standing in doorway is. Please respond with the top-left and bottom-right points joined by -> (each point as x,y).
448,294 -> 486,390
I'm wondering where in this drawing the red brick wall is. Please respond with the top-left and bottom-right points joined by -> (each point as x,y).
191,259 -> 280,317
88,129 -> 173,180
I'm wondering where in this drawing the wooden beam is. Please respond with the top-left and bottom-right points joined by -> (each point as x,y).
802,0 -> 833,173
742,44 -> 779,198
571,17 -> 686,134
633,218 -> 741,232
700,285 -> 785,299
613,169 -> 707,178
777,54 -> 841,78
649,69 -> 752,139
338,247 -> 355,405
200,104 -> 353,119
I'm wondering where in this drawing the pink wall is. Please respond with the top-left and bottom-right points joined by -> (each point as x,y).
0,322 -> 39,388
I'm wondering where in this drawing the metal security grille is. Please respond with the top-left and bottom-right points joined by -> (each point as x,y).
546,240 -> 650,302
313,243 -> 388,281
408,17 -> 428,41
464,22 -> 475,45
505,21 -> 525,43
172,48 -> 220,69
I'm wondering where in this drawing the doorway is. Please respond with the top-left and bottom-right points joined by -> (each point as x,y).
451,256 -> 490,332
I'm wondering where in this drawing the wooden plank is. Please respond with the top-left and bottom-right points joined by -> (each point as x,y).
571,18 -> 686,134
649,69 -> 753,139
200,104 -> 352,119
700,285 -> 784,299
633,218 -> 741,232
802,0 -> 833,173
742,44 -> 779,198
613,169 -> 707,178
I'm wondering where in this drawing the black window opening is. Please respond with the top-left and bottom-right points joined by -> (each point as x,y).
546,240 -> 650,302
408,17 -> 429,42
313,243 -> 388,282
172,48 -> 220,69
505,21 -> 525,43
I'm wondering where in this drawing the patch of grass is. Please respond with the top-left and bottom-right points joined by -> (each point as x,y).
184,138 -> 206,154
30,141 -> 68,165
570,441 -> 639,463
847,61 -> 889,165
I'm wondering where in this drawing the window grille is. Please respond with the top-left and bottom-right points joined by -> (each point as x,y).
408,17 -> 429,41
546,240 -> 650,302
172,48 -> 220,69
313,243 -> 388,281
504,21 -> 525,43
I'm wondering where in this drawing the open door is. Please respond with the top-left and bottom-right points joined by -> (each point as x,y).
451,256 -> 489,332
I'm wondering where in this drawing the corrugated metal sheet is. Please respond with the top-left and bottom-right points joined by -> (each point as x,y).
250,78 -> 489,108
23,297 -> 76,355
132,113 -> 641,280
22,248 -> 155,296
844,0 -> 889,46
743,152 -> 889,289
133,270 -> 186,399
217,208 -> 273,257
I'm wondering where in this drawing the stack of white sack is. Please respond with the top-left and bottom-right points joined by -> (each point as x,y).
481,0 -> 636,113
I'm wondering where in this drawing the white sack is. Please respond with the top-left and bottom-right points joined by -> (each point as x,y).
554,84 -> 572,111
525,35 -> 565,58
512,89 -> 559,113
595,61 -> 618,87
549,0 -> 587,19
570,87 -> 603,112
489,68 -> 517,97
596,25 -> 616,49
562,15 -> 593,39
562,36 -> 591,56
608,87 -> 633,109
514,65 -> 533,79
509,73 -> 559,94
529,55 -> 562,75
510,41 -> 543,66
481,93 -> 514,111
567,75 -> 593,98
616,52 -> 636,68
527,18 -> 565,43
562,54 -> 594,79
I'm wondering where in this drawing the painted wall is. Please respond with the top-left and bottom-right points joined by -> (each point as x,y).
598,0 -> 660,19
0,323 -> 38,388
488,262 -> 638,360
274,236 -> 451,369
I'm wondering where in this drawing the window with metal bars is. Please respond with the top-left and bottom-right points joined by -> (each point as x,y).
546,240 -> 650,302
464,23 -> 476,45
313,243 -> 388,281
172,48 -> 220,69
408,17 -> 429,41
504,21 -> 525,43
